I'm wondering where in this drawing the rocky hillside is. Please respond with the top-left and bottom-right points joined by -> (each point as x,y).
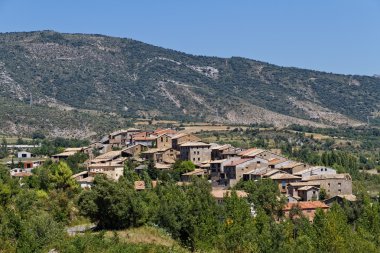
0,31 -> 379,137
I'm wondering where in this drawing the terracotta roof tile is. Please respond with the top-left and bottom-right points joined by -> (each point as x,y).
283,201 -> 329,211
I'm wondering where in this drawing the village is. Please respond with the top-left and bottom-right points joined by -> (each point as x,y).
3,127 -> 356,222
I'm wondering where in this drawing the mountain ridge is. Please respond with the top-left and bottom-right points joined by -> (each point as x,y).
0,30 -> 379,137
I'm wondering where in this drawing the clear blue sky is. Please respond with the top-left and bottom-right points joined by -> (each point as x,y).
0,0 -> 379,76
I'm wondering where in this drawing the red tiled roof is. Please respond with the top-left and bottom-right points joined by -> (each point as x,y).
283,201 -> 329,211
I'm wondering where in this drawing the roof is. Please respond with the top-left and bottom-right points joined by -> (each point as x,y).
211,144 -> 231,151
294,166 -> 336,176
325,194 -> 357,202
155,163 -> 172,169
280,161 -> 304,169
110,128 -> 140,136
337,194 -> 357,201
238,148 -> 265,157
134,165 -> 147,170
302,173 -> 351,181
269,173 -> 301,180
77,176 -> 94,183
263,169 -> 282,177
92,151 -> 121,160
180,141 -> 210,147
298,186 -> 319,191
289,181 -> 321,187
209,159 -> 227,164
134,181 -> 146,190
171,132 -> 189,139
71,171 -> 89,178
141,148 -> 168,154
12,172 -> 32,177
154,128 -> 177,135
224,158 -> 253,167
133,136 -> 156,141
268,158 -> 285,165
122,144 -> 145,151
283,201 -> 329,211
211,190 -> 248,199
64,147 -> 83,152
88,162 -> 124,168
52,151 -> 77,157
182,168 -> 206,176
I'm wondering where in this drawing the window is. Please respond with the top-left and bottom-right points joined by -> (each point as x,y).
338,189 -> 342,193
197,151 -> 200,155
161,137 -> 163,142
338,183 -> 341,187
193,158 -> 195,161
321,168 -> 323,171
328,183 -> 330,187
198,158 -> 200,161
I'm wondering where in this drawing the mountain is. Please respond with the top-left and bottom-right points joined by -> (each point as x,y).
0,30 -> 379,137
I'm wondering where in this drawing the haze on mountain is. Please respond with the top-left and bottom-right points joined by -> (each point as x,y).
0,31 -> 379,138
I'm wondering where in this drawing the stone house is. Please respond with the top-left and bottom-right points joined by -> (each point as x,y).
171,133 -> 201,150
179,142 -> 211,163
279,161 -> 309,174
223,158 -> 258,187
121,144 -> 147,158
109,128 -> 141,148
155,133 -> 173,150
88,163 -> 124,181
181,168 -> 208,182
297,186 -> 320,201
288,181 -> 321,200
302,173 -> 352,198
211,189 -> 248,204
268,172 -> 301,194
283,201 -> 329,222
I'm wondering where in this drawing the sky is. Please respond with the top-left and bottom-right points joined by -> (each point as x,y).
0,0 -> 379,76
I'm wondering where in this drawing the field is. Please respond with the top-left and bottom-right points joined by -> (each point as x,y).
0,135 -> 33,144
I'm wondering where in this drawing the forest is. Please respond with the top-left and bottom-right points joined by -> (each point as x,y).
1,157 -> 380,253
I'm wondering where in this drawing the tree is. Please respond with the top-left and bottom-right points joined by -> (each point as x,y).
49,161 -> 78,190
78,176 -> 149,229
220,191 -> 258,252
0,137 -> 8,159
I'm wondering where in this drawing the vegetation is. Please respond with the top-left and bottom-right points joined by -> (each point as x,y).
0,31 -> 379,138
1,147 -> 380,252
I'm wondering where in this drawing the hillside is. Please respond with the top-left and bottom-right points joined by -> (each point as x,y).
0,30 -> 379,137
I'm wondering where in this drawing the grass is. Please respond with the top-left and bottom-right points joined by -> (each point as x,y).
103,226 -> 183,249
0,135 -> 33,144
